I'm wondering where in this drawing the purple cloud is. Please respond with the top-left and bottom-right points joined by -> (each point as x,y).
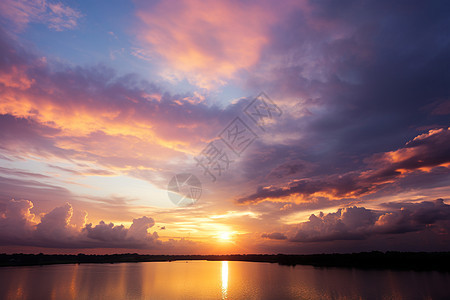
238,127 -> 450,204
290,199 -> 450,243
261,232 -> 287,240
0,199 -> 164,249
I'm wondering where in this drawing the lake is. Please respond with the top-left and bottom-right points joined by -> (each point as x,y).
0,261 -> 449,299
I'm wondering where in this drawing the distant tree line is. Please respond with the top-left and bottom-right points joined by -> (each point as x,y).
1,252 -> 449,271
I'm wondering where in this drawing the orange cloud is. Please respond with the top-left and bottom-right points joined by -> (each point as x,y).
0,32 -> 223,167
238,128 -> 450,205
0,85 -> 201,168
134,0 -> 300,88
0,66 -> 35,89
0,33 -> 227,171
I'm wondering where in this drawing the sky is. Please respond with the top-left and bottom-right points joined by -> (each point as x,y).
0,0 -> 449,254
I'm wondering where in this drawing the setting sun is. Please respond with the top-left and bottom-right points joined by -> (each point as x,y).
218,232 -> 232,241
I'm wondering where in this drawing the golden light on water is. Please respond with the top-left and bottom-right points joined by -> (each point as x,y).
221,261 -> 228,299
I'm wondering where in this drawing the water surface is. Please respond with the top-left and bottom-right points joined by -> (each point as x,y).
1,260 -> 449,299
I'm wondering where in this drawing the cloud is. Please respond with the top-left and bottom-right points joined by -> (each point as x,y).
0,27 -> 239,179
83,216 -> 158,248
133,0 -> 302,88
0,0 -> 82,32
375,199 -> 450,234
48,165 -> 115,176
0,166 -> 52,179
234,0 -> 450,206
35,202 -> 80,244
291,206 -> 375,242
261,232 -> 287,240
83,219 -> 156,248
0,199 -> 165,249
370,128 -> 450,173
238,127 -> 450,204
0,199 -> 36,243
290,199 -> 450,242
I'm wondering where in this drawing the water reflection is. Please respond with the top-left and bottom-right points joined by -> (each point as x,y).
221,261 -> 228,299
0,261 -> 449,299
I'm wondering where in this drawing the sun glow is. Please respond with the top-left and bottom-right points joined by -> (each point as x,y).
218,232 -> 232,241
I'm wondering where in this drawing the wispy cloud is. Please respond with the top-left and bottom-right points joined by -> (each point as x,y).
133,0 -> 302,89
0,0 -> 82,32
0,29 -> 230,176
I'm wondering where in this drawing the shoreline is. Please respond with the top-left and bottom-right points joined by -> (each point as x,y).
1,252 -> 449,271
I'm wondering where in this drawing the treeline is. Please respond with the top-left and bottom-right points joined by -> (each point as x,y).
1,252 -> 449,271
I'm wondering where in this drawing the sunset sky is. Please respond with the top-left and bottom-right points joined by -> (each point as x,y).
0,0 -> 449,254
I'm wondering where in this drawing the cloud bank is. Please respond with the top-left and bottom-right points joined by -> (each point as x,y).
291,199 -> 450,243
0,199 -> 161,249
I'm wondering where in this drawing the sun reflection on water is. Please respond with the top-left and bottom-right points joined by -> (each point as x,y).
221,261 -> 228,299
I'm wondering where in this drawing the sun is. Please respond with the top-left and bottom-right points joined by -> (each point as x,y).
218,232 -> 232,241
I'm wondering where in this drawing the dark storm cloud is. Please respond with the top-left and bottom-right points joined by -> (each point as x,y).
238,0 -> 450,197
261,232 -> 288,240
238,126 -> 449,205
